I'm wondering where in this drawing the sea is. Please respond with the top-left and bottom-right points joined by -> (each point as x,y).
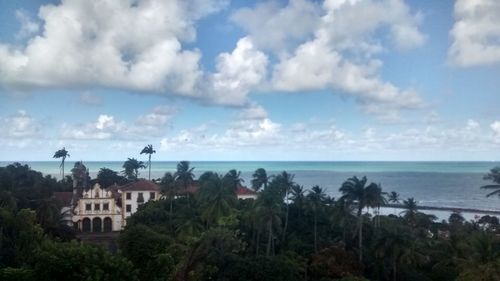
2,161 -> 500,217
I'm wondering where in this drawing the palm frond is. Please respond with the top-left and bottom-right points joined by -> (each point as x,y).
480,184 -> 500,189
485,189 -> 500,198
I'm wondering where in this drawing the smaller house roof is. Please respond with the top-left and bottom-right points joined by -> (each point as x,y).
119,179 -> 160,192
53,192 -> 73,206
236,186 -> 257,196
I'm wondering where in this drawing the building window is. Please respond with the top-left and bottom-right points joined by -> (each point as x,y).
150,192 -> 155,200
85,203 -> 91,211
126,192 -> 131,200
137,192 -> 144,203
103,203 -> 109,211
94,203 -> 100,211
126,204 -> 131,212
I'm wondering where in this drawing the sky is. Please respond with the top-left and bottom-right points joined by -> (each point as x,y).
0,0 -> 499,161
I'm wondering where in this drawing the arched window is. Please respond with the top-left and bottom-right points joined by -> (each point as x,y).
103,217 -> 112,232
92,217 -> 102,232
82,218 -> 91,232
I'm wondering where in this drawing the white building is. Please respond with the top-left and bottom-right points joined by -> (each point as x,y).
117,180 -> 161,227
72,183 -> 123,232
55,179 -> 161,233
53,176 -> 257,233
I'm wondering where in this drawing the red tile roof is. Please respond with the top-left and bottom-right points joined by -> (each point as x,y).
119,179 -> 160,191
236,186 -> 257,195
53,192 -> 73,206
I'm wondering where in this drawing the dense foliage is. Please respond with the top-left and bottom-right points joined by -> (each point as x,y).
1,161 -> 500,281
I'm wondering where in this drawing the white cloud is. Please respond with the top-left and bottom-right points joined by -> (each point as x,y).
135,106 -> 177,127
0,110 -> 40,138
268,0 -> 424,120
15,9 -> 39,39
449,0 -> 500,67
0,0 -> 225,98
230,0 -> 321,52
385,120 -> 487,150
293,124 -> 346,148
272,38 -> 422,120
61,106 -> 176,140
321,0 -> 425,52
466,119 -> 480,130
220,118 -> 281,146
160,104 -> 281,151
1,0 -> 427,118
206,37 -> 268,105
491,121 -> 500,139
79,91 -> 102,106
239,103 -> 268,120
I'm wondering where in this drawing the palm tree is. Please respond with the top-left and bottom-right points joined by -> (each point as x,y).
368,184 -> 387,228
374,227 -> 411,281
140,144 -> 156,180
223,169 -> 244,191
330,198 -> 355,249
199,173 -> 237,226
307,185 -> 327,253
388,191 -> 400,204
255,187 -> 282,257
97,167 -> 126,187
290,184 -> 306,213
174,161 -> 195,205
401,197 -> 418,226
53,147 -> 70,180
251,168 -> 269,192
175,206 -> 204,239
480,167 -> 500,197
122,158 -> 146,181
36,198 -> 61,230
160,172 -> 176,226
456,232 -> 500,280
273,171 -> 295,243
339,176 -> 381,261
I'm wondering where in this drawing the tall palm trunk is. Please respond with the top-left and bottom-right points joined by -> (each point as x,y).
62,158 -> 65,180
357,207 -> 363,262
376,205 -> 380,228
148,154 -> 151,180
342,225 -> 347,250
282,198 -> 289,244
256,228 -> 261,255
169,196 -> 173,229
184,182 -> 190,207
266,218 -> 273,257
314,211 -> 318,253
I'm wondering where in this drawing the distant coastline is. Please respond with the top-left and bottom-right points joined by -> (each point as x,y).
1,161 -> 499,212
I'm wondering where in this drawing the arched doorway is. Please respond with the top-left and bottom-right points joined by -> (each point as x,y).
92,217 -> 102,232
82,218 -> 91,232
103,217 -> 112,232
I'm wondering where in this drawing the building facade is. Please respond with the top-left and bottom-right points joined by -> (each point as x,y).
118,180 -> 161,227
72,183 -> 123,232
53,166 -> 256,233
54,178 -> 161,233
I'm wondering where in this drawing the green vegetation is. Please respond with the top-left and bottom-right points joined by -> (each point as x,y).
140,144 -> 156,180
52,147 -> 70,180
1,161 -> 500,281
122,158 -> 146,181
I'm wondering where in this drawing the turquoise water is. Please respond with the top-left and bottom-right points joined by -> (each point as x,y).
2,161 -> 500,211
4,161 -> 498,175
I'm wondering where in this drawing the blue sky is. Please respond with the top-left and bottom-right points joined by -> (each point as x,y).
0,0 -> 499,161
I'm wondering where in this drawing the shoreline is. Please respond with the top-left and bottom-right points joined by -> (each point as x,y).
384,203 -> 500,215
